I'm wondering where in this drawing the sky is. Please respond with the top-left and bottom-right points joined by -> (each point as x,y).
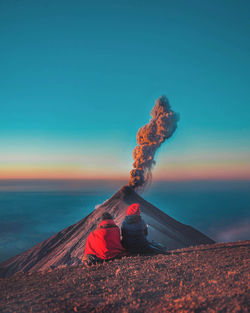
1,0 -> 250,181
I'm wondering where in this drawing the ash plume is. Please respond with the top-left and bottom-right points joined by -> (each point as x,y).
129,95 -> 179,189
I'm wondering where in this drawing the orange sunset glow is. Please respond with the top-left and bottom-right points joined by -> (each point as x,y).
0,164 -> 128,180
1,161 -> 250,181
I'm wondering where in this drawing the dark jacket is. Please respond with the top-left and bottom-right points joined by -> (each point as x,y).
121,215 -> 150,252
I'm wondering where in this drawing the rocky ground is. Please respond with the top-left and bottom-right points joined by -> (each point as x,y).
0,241 -> 249,313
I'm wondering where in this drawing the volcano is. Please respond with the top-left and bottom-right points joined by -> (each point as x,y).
0,186 -> 214,278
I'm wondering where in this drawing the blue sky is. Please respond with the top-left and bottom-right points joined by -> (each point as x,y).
0,0 -> 250,180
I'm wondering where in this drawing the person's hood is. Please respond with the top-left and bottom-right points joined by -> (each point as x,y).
98,219 -> 116,228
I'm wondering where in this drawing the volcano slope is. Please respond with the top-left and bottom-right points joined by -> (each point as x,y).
0,186 -> 214,278
0,241 -> 249,313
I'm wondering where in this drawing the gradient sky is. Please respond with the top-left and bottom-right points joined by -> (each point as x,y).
1,0 -> 250,181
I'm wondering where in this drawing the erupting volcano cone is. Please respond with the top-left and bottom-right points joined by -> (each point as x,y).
0,186 -> 214,277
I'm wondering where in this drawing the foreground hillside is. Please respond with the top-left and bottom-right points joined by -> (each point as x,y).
0,241 -> 249,313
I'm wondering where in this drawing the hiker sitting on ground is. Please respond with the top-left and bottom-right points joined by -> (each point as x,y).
121,203 -> 153,254
83,212 -> 126,265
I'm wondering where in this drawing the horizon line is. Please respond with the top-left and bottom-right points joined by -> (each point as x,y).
1,177 -> 250,182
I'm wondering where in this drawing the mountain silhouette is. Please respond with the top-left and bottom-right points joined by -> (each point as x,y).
0,186 -> 214,277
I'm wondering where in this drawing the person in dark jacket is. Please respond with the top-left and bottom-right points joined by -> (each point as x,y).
121,203 -> 153,254
83,212 -> 126,266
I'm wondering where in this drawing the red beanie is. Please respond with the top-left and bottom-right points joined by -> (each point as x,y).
127,203 -> 141,216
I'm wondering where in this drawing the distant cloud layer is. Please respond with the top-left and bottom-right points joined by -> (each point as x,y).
215,220 -> 250,242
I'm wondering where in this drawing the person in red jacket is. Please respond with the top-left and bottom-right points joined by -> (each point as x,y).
83,212 -> 126,266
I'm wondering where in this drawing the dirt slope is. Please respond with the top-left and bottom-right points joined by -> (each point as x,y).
0,241 -> 249,313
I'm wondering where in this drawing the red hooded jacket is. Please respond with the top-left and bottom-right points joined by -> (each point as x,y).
84,219 -> 125,259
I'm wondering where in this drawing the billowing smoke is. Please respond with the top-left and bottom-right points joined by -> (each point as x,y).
129,95 -> 179,189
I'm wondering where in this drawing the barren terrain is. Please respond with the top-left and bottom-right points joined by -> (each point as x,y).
1,240 -> 249,313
